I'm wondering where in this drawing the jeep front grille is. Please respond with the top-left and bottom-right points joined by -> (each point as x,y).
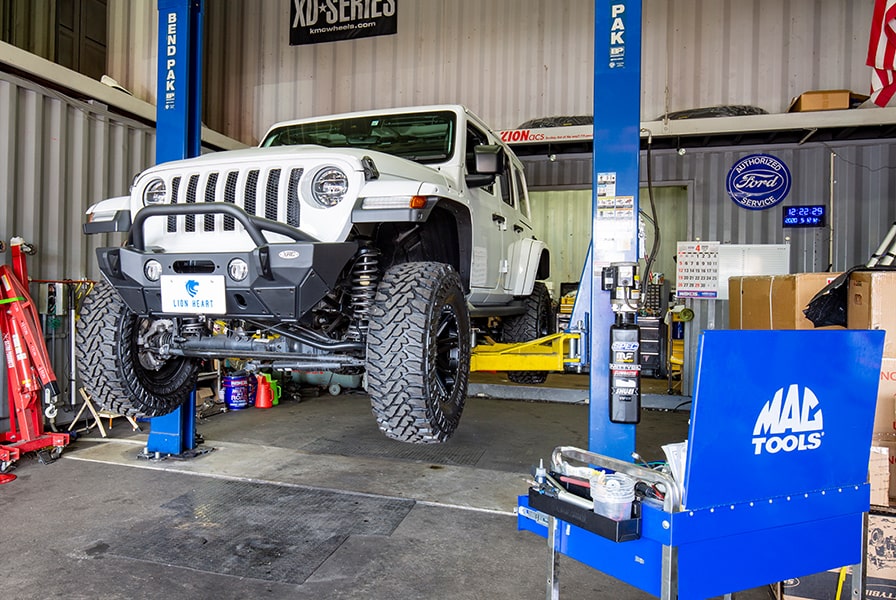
165,167 -> 303,234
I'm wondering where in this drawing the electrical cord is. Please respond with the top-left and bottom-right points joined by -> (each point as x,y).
822,142 -> 896,173
639,128 -> 662,307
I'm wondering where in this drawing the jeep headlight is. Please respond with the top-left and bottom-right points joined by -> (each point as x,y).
311,167 -> 348,207
144,259 -> 163,281
142,178 -> 167,206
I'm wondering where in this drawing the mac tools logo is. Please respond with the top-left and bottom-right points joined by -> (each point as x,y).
751,384 -> 823,455
726,153 -> 792,210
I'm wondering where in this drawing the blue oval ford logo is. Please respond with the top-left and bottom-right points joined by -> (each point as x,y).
726,153 -> 792,210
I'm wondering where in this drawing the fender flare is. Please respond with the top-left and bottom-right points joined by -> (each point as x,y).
83,196 -> 132,234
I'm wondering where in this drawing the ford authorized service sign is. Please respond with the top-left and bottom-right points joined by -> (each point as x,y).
726,153 -> 792,210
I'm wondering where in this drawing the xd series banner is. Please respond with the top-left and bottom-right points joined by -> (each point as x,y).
290,0 -> 397,46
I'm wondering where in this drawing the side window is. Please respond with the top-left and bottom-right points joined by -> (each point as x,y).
465,125 -> 489,173
514,168 -> 530,218
466,124 -> 495,195
498,151 -> 515,208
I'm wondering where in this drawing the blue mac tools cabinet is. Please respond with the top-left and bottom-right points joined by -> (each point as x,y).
519,330 -> 885,599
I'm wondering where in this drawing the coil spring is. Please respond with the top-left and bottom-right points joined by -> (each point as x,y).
179,318 -> 206,336
350,247 -> 381,334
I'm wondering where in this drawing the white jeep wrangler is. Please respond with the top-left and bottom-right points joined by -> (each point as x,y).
78,105 -> 552,443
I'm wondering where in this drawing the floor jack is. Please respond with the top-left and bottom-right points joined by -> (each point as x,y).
0,239 -> 69,481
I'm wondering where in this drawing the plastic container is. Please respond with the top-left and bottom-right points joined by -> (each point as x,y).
590,473 -> 635,521
223,374 -> 250,410
262,373 -> 281,405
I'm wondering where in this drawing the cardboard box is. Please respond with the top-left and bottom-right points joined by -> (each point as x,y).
728,273 -> 842,330
787,89 -> 869,112
848,271 -> 896,358
877,441 -> 896,503
875,358 -> 896,441
871,445 -> 890,506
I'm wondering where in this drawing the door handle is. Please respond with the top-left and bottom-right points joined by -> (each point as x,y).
492,213 -> 506,224
513,224 -> 524,234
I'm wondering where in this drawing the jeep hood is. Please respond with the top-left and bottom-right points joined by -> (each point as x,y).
143,146 -> 457,189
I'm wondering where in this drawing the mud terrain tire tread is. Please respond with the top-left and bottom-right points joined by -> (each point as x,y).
366,262 -> 470,443
503,281 -> 554,385
76,282 -> 198,418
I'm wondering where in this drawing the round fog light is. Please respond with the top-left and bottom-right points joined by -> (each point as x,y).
228,258 -> 249,281
144,260 -> 163,281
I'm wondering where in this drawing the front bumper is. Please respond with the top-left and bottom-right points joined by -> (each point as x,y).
95,203 -> 357,320
98,242 -> 357,320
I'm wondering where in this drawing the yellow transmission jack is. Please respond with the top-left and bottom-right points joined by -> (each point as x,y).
469,331 -> 584,374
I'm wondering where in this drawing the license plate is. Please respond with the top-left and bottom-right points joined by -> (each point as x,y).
160,275 -> 226,314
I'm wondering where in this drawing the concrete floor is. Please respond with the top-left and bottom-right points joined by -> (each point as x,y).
1,375 -> 765,600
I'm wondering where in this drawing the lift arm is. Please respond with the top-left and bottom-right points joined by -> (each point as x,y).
469,331 -> 584,374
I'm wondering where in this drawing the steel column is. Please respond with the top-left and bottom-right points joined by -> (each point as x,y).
145,0 -> 204,456
589,0 -> 642,459
156,0 -> 203,163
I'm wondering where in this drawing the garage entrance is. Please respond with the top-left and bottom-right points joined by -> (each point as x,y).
529,185 -> 690,306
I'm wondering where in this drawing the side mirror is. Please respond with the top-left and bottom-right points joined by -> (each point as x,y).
473,144 -> 503,174
465,144 -> 504,188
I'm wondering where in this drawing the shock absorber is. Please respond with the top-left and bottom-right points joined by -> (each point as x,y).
349,246 -> 381,338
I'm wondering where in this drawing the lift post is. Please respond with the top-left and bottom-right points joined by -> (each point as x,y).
588,0 -> 643,459
144,0 -> 204,457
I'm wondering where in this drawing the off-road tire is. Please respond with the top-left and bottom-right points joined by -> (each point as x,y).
502,281 -> 554,384
76,281 -> 199,417
366,262 -> 470,443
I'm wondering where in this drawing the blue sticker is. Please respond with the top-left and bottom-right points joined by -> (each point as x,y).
726,153 -> 792,210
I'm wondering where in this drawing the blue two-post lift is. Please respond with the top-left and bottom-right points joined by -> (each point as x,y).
144,0 -> 204,456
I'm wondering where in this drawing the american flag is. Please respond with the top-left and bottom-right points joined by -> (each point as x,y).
867,0 -> 896,106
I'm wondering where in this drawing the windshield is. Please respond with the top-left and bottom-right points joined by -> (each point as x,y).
261,110 -> 456,165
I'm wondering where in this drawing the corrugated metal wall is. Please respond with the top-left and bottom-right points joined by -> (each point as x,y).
0,70 -> 154,420
107,0 -> 877,146
642,0 -> 873,118
107,0 -> 157,101
530,185 -> 688,299
524,136 -> 896,392
201,0 -> 598,144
